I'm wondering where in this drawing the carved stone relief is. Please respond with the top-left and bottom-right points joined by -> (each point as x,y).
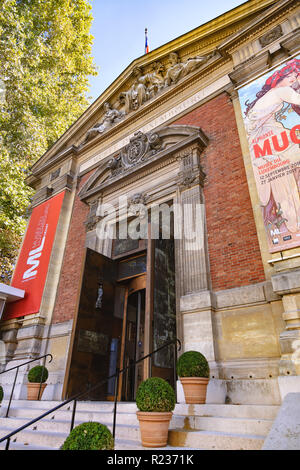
82,50 -> 213,144
85,198 -> 103,232
128,192 -> 149,217
78,126 -> 209,203
107,130 -> 163,177
164,51 -> 212,86
176,152 -> 196,189
82,102 -> 124,144
259,24 -> 283,48
176,147 -> 205,190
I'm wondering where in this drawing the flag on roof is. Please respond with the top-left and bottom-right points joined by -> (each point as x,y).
145,28 -> 149,54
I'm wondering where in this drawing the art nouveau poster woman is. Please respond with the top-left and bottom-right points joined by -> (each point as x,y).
241,58 -> 300,249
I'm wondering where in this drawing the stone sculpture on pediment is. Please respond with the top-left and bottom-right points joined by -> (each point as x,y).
82,50 -> 213,144
146,61 -> 165,97
119,68 -> 145,113
165,51 -> 210,86
119,64 -> 165,113
83,102 -> 124,143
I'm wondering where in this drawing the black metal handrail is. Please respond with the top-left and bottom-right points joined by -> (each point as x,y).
0,338 -> 181,450
0,354 -> 53,418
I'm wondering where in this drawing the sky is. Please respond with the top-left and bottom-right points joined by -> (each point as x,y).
88,0 -> 246,102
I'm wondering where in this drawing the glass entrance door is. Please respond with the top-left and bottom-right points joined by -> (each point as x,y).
121,287 -> 145,401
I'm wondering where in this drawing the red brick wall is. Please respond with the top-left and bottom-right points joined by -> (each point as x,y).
173,93 -> 265,291
52,174 -> 91,324
52,93 -> 265,324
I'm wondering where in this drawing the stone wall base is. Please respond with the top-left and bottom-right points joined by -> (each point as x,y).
177,377 -> 283,405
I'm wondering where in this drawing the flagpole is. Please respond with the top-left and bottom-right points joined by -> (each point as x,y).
145,28 -> 149,54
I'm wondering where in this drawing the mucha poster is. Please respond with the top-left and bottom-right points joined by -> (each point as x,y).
238,57 -> 300,253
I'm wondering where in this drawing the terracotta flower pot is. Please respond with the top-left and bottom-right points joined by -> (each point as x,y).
180,377 -> 209,404
136,411 -> 173,447
27,383 -> 47,400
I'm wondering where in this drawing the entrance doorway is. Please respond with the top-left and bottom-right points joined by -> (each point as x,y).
64,235 -> 177,401
120,275 -> 146,401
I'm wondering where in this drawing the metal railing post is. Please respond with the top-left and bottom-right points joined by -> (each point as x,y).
38,356 -> 46,401
5,437 -> 10,450
5,368 -> 18,418
173,342 -> 178,402
70,399 -> 77,432
112,368 -> 120,439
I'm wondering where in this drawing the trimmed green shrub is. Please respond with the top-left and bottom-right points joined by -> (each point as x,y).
136,377 -> 176,412
0,385 -> 3,403
176,351 -> 209,378
28,365 -> 49,383
61,422 -> 114,450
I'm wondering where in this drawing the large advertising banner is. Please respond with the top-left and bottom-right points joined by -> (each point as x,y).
238,57 -> 300,253
3,191 -> 65,320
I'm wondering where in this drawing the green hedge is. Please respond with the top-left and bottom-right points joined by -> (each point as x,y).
136,377 -> 176,412
61,422 -> 114,450
176,351 -> 209,378
28,365 -> 48,383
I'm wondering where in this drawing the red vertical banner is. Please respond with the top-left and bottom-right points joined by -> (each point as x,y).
3,191 -> 65,320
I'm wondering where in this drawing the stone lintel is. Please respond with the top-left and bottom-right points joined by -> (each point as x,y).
271,269 -> 300,295
180,281 -> 279,313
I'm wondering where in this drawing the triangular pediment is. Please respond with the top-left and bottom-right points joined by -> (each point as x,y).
28,0 -> 283,183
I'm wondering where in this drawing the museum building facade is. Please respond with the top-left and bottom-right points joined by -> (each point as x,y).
1,0 -> 300,405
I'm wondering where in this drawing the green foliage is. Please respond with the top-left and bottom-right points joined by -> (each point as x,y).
0,385 -> 3,403
136,377 -> 176,412
61,422 -> 114,450
28,365 -> 48,383
0,0 -> 97,282
176,351 -> 210,378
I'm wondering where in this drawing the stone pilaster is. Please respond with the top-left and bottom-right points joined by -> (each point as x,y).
272,269 -> 300,377
176,177 -> 218,376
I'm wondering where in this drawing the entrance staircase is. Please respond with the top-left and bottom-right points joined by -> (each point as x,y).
0,399 -> 279,450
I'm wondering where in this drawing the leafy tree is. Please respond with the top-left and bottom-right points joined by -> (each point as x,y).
0,0 -> 97,283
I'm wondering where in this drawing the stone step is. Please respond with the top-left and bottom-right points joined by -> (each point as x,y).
1,400 -> 279,420
0,417 -> 267,451
0,440 -> 55,451
1,407 -> 140,425
168,429 -> 265,450
187,415 -> 273,435
0,427 -> 68,448
1,400 -> 137,413
0,420 -> 141,444
0,400 -> 277,451
173,404 -> 280,420
0,411 -> 272,438
114,438 -> 205,451
0,408 -> 273,437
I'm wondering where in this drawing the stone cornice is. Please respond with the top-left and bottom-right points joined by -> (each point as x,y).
218,0 -> 297,54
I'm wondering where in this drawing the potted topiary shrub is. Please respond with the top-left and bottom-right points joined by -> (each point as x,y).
61,422 -> 114,450
27,365 -> 49,400
176,350 -> 210,404
136,377 -> 176,448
